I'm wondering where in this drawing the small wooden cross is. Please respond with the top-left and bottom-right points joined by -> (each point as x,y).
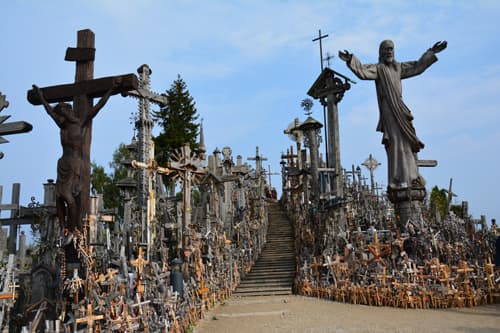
439,265 -> 455,293
76,304 -> 104,332
121,302 -> 141,331
281,146 -> 298,167
375,267 -> 392,287
366,232 -> 391,266
311,256 -> 322,281
456,260 -> 474,283
130,247 -> 149,276
198,280 -> 209,301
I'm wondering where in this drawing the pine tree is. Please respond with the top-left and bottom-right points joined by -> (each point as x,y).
153,74 -> 199,167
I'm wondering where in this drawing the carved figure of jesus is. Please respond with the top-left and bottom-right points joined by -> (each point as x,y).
339,40 -> 446,189
33,80 -> 119,232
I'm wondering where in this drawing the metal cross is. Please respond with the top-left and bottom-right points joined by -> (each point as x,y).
312,29 -> 329,71
324,52 -> 335,68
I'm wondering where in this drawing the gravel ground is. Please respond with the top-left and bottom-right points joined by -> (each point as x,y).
193,295 -> 500,333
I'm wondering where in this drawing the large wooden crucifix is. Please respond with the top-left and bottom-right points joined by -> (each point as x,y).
27,29 -> 138,234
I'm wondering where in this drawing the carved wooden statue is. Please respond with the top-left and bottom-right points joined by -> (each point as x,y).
339,40 -> 447,190
28,29 -> 137,236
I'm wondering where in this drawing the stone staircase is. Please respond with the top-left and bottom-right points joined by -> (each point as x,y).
233,201 -> 296,297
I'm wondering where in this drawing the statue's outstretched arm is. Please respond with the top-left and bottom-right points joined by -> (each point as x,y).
338,50 -> 353,63
85,77 -> 122,124
340,51 -> 377,80
430,41 -> 447,54
32,85 -> 63,126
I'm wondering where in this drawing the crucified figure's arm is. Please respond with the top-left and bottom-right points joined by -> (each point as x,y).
84,77 -> 122,125
32,85 -> 64,128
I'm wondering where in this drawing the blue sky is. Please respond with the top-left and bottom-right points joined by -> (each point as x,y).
1,1 -> 499,223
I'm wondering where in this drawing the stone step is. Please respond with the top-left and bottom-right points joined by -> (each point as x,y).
255,257 -> 295,262
254,255 -> 295,260
251,259 -> 295,264
233,288 -> 292,297
243,269 -> 295,280
245,266 -> 295,274
235,203 -> 295,297
235,285 -> 293,292
238,278 -> 294,286
238,277 -> 294,285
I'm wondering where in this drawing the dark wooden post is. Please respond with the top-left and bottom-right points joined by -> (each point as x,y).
72,29 -> 95,227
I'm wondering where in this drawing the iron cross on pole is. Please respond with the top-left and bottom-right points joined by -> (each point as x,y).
27,29 -> 138,236
312,29 -> 329,71
312,29 -> 329,167
324,52 -> 335,68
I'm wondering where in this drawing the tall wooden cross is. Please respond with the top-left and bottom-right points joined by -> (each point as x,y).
265,165 -> 280,188
248,146 -> 267,198
27,29 -> 138,233
247,146 -> 267,178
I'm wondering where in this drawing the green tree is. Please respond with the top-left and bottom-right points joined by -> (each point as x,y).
91,143 -> 132,211
429,186 -> 448,220
153,75 -> 200,168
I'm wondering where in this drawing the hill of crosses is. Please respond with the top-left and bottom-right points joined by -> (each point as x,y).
0,29 -> 498,332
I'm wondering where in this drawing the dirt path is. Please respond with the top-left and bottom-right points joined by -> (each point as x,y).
193,295 -> 500,333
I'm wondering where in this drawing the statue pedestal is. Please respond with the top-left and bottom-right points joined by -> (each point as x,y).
388,186 -> 426,232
